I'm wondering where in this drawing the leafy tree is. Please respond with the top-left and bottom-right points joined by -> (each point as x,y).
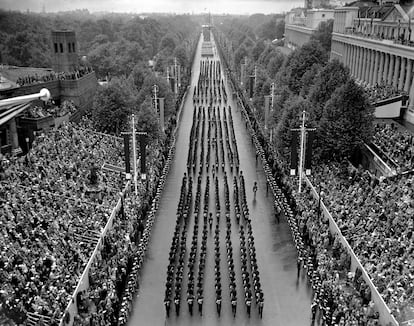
138,74 -> 175,118
136,97 -> 162,141
310,19 -> 334,53
286,40 -> 327,94
90,77 -> 138,134
299,63 -> 322,98
308,60 -> 350,120
251,40 -> 266,62
174,45 -> 188,68
234,44 -> 248,70
159,33 -> 177,53
275,96 -> 309,158
267,52 -> 285,79
130,64 -> 150,91
275,20 -> 286,40
318,80 -> 374,162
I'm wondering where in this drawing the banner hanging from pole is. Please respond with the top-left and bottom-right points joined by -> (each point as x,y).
290,130 -> 299,176
139,134 -> 147,180
249,75 -> 254,99
264,95 -> 270,130
123,134 -> 131,176
305,130 -> 315,175
159,97 -> 165,133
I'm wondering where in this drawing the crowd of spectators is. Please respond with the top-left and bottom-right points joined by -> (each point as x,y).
0,119 -> 126,325
311,163 -> 414,321
363,82 -> 405,103
373,123 -> 414,172
24,100 -> 78,119
16,66 -> 93,87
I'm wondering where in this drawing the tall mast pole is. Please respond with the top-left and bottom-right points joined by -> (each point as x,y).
131,114 -> 138,195
298,110 -> 307,194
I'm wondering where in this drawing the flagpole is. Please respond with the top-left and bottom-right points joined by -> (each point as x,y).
132,114 -> 138,195
298,110 -> 307,194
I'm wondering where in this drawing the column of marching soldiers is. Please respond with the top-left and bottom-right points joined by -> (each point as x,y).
163,58 -> 264,319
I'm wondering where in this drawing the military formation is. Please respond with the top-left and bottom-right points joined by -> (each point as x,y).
164,58 -> 264,319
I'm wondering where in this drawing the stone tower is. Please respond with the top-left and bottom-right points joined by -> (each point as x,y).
51,30 -> 78,73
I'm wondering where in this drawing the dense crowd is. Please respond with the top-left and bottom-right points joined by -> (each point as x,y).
373,123 -> 414,171
0,119 -> 126,325
24,100 -> 78,119
364,82 -> 404,103
311,163 -> 414,321
16,67 -> 93,87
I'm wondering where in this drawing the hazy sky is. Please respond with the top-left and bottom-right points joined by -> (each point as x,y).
0,0 -> 304,14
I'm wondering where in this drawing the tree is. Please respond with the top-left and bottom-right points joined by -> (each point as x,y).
159,33 -> 177,53
90,77 -> 137,134
286,40 -> 328,94
308,59 -> 350,120
310,19 -> 334,54
299,63 -> 322,98
173,45 -> 188,68
318,80 -> 374,162
136,97 -> 161,141
130,64 -> 150,91
275,96 -> 310,159
267,52 -> 285,79
234,44 -> 248,71
251,40 -> 266,62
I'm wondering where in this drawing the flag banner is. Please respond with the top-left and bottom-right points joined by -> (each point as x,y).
249,75 -> 254,99
152,98 -> 160,112
241,63 -> 245,85
290,130 -> 299,176
305,130 -> 315,174
123,134 -> 131,174
264,95 -> 270,130
139,134 -> 146,176
170,78 -> 175,93
159,97 -> 165,132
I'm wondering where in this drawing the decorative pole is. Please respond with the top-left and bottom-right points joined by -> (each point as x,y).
131,114 -> 138,195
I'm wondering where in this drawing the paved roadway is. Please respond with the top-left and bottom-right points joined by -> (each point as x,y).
128,33 -> 313,326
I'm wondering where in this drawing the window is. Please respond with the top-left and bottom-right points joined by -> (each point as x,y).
72,42 -> 75,52
322,14 -> 325,18
54,43 -> 58,53
68,43 -> 71,53
60,43 -> 63,53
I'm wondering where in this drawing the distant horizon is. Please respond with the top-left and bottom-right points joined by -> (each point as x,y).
0,0 -> 304,15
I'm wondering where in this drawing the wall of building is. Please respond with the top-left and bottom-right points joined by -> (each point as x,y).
285,24 -> 314,50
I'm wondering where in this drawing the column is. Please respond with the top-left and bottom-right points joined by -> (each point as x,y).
409,74 -> 414,115
369,49 -> 376,86
398,57 -> 406,90
358,47 -> 364,80
393,55 -> 400,89
351,46 -> 356,76
372,50 -> 380,86
355,47 -> 360,79
383,53 -> 390,83
404,59 -> 412,92
388,54 -> 395,84
9,118 -> 19,152
378,52 -> 385,84
364,48 -> 371,83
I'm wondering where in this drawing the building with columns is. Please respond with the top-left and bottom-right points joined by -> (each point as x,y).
330,1 -> 414,123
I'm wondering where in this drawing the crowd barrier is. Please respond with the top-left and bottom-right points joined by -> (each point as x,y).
59,182 -> 130,326
213,30 -> 399,326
